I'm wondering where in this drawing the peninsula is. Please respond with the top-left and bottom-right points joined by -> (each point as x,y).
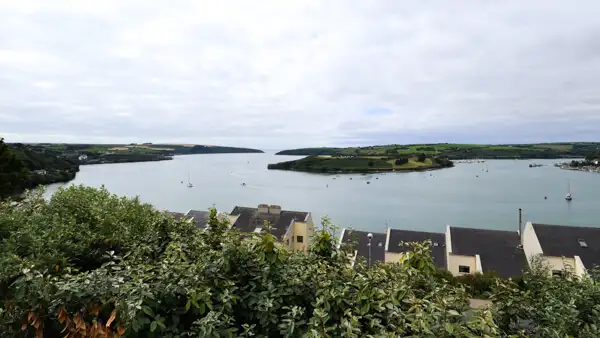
268,154 -> 453,173
276,142 -> 600,159
39,143 -> 263,165
1,138 -> 263,199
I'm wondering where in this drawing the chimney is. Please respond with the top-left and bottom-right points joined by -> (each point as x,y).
269,205 -> 281,215
518,208 -> 523,242
258,204 -> 269,214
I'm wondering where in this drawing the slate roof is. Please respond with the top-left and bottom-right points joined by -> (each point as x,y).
185,210 -> 211,229
450,227 -> 527,278
533,223 -> 600,269
386,229 -> 446,268
340,229 -> 386,265
230,206 -> 309,239
166,211 -> 185,221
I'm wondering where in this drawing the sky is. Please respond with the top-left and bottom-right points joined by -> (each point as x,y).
1,1 -> 600,149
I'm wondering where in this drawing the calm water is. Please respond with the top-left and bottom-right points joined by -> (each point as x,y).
45,154 -> 600,234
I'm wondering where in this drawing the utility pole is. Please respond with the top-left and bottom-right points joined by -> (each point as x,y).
367,233 -> 373,268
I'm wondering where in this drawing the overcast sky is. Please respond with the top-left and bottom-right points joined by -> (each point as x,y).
1,1 -> 599,149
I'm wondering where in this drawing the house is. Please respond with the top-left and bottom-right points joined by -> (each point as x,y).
166,211 -> 185,221
339,229 -> 386,266
228,204 -> 313,252
521,222 -> 600,277
446,226 -> 527,278
385,228 -> 446,269
78,154 -> 88,161
185,209 -> 211,229
33,169 -> 47,175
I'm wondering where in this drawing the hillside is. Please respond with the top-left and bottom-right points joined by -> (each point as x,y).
276,142 -> 600,159
42,143 -> 263,157
268,154 -> 454,173
1,140 -> 79,198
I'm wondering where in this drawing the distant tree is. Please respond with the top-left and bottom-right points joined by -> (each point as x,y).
0,138 -> 29,199
368,161 -> 374,167
395,158 -> 409,166
417,153 -> 427,162
585,152 -> 599,163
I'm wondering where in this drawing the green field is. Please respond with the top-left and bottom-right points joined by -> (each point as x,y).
268,155 -> 452,173
276,142 -> 600,159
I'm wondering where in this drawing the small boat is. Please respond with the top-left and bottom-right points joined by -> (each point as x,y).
241,183 -> 246,186
187,172 -> 193,188
366,181 -> 371,184
376,177 -> 379,180
349,177 -> 353,180
566,181 -> 572,201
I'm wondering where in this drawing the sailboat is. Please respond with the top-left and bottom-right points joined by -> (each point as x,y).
187,172 -> 193,188
565,181 -> 572,201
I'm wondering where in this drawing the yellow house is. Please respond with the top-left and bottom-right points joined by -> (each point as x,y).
521,222 -> 597,277
228,204 -> 313,253
445,225 -> 527,278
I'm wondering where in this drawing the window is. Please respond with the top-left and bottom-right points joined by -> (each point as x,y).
377,242 -> 383,247
459,265 -> 470,273
578,238 -> 588,248
297,235 -> 304,243
552,270 -> 564,277
433,241 -> 439,247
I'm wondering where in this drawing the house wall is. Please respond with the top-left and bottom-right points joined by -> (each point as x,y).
448,254 -> 477,275
574,256 -> 587,277
227,214 -> 240,228
522,222 -> 543,269
385,251 -> 406,264
546,256 -> 575,275
292,221 -> 308,252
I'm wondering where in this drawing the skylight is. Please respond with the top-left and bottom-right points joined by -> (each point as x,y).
578,238 -> 588,248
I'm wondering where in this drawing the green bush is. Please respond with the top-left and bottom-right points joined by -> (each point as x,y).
2,186 -> 600,337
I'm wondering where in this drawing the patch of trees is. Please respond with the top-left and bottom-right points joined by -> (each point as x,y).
395,158 -> 409,165
417,152 -> 427,162
0,138 -> 29,199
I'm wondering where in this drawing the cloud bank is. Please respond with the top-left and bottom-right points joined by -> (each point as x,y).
1,0 -> 599,148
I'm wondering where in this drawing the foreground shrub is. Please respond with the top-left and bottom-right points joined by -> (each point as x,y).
0,185 -> 599,337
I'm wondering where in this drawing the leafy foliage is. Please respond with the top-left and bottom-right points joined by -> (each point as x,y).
0,138 -> 29,199
1,186 -> 600,337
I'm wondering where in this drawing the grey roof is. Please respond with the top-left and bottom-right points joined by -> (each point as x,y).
341,229 -> 386,265
387,229 -> 446,269
230,206 -> 309,239
185,210 -> 211,229
450,227 -> 527,278
166,211 -> 185,221
533,223 -> 600,269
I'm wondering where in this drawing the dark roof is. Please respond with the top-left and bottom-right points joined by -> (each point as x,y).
341,229 -> 386,265
533,223 -> 600,269
185,210 -> 210,229
387,229 -> 446,268
450,227 -> 527,278
166,211 -> 185,221
230,206 -> 309,239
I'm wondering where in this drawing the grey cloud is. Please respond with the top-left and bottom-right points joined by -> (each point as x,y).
1,0 -> 600,148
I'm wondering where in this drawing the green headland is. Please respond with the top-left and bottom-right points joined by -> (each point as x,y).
269,142 -> 600,173
268,154 -> 453,173
275,142 -> 600,159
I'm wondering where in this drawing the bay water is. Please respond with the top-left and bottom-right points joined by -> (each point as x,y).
45,153 -> 600,234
